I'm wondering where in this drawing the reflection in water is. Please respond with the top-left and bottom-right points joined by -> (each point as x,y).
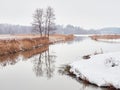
0,45 -> 56,78
33,47 -> 56,78
0,44 -> 56,79
0,53 -> 19,67
21,45 -> 49,59
74,36 -> 87,42
0,45 -> 48,67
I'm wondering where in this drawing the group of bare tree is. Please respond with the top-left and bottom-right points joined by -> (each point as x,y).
32,6 -> 55,37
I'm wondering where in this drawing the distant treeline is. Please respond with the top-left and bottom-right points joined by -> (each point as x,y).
0,24 -> 120,34
0,24 -> 32,34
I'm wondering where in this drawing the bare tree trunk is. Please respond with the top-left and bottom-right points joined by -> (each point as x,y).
38,24 -> 42,36
32,8 -> 44,37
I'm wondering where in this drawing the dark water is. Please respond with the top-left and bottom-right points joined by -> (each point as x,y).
0,35 -> 120,90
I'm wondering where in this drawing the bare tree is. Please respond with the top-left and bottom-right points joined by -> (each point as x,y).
32,7 -> 55,37
44,6 -> 55,38
32,8 -> 44,36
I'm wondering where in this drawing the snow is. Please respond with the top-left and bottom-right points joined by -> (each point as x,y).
97,39 -> 120,43
69,52 -> 120,89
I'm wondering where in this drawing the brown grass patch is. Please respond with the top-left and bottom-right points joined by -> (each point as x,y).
0,36 -> 49,55
0,34 -> 74,55
21,45 -> 48,59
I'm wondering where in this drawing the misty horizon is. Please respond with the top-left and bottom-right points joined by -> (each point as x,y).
0,0 -> 120,29
1,23 -> 120,30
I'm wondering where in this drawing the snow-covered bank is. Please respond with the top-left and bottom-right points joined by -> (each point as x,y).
97,39 -> 120,43
69,52 -> 120,89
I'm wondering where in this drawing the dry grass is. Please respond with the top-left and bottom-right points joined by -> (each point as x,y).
21,45 -> 48,59
0,34 -> 74,56
0,36 -> 49,55
0,39 -> 20,55
90,35 -> 120,40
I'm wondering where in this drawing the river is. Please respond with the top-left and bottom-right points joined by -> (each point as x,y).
0,35 -> 120,90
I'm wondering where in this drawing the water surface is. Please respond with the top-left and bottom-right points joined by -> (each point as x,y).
0,36 -> 120,90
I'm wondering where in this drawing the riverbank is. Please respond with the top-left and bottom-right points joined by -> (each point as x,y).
0,34 -> 74,56
90,34 -> 120,40
69,52 -> 120,89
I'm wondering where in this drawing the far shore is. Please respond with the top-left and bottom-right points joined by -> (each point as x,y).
90,34 -> 120,40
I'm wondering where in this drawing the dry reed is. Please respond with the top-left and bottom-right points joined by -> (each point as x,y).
0,36 -> 49,55
0,34 -> 74,56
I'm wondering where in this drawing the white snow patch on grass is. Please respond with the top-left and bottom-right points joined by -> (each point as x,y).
70,52 -> 120,89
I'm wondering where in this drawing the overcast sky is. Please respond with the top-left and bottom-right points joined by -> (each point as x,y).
0,0 -> 120,29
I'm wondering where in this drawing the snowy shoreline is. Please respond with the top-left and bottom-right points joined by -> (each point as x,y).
97,39 -> 120,43
69,52 -> 120,89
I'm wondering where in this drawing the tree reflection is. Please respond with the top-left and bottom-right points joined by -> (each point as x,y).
33,46 -> 56,79
0,44 -> 55,79
33,53 -> 43,76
